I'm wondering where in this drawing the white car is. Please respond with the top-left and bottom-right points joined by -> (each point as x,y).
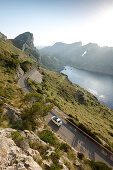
51,116 -> 62,126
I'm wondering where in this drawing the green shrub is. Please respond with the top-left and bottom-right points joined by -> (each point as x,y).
23,93 -> 43,103
5,54 -> 19,69
7,80 -> 13,83
29,140 -> 49,157
108,131 -> 113,137
46,97 -> 54,103
85,160 -> 112,170
77,152 -> 84,160
68,114 -> 78,121
3,87 -> 15,99
0,100 -> 3,107
0,100 -> 4,114
67,118 -> 78,126
20,60 -> 32,72
50,152 -> 60,165
50,163 -> 63,170
59,142 -> 70,152
21,109 -> 36,131
11,131 -> 24,147
39,130 -> 57,145
36,86 -> 43,94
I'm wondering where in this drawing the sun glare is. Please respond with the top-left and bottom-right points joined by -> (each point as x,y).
94,8 -> 113,46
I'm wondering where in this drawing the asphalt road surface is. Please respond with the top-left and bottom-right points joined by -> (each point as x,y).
18,67 -> 41,93
18,67 -> 113,169
46,110 -> 113,169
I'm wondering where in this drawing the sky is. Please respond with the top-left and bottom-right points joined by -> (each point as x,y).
0,0 -> 113,47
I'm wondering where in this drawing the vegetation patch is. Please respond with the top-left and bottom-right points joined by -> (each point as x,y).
11,131 -> 24,147
29,140 -> 49,159
59,142 -> 70,152
77,152 -> 84,160
39,68 -> 113,149
38,130 -> 57,146
20,60 -> 32,72
85,160 -> 112,170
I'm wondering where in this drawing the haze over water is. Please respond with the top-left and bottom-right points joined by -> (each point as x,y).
61,66 -> 113,109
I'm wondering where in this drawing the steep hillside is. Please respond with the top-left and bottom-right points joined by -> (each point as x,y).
36,68 -> 113,150
0,32 -> 36,106
11,32 -> 40,62
0,32 -> 112,169
40,42 -> 113,75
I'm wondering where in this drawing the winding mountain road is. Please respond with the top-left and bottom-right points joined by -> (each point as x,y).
18,67 -> 113,169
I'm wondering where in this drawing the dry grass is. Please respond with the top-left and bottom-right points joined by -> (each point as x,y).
40,68 -> 113,147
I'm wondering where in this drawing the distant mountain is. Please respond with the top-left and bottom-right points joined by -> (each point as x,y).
40,42 -> 113,75
11,32 -> 40,61
36,45 -> 46,50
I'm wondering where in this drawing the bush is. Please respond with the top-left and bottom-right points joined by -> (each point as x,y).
77,152 -> 84,160
7,80 -> 13,83
20,60 -> 32,72
85,160 -> 112,170
39,130 -> 57,145
67,118 -> 78,126
0,100 -> 4,114
50,152 -> 60,165
0,100 -> 3,107
23,93 -> 43,103
11,131 -> 24,147
21,109 -> 36,131
29,140 -> 49,157
5,54 -> 19,69
108,131 -> 113,137
59,142 -> 70,152
50,163 -> 63,170
36,86 -> 43,94
3,87 -> 15,99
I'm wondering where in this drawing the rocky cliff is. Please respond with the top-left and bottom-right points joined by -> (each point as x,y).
0,128 -> 42,170
11,32 -> 40,61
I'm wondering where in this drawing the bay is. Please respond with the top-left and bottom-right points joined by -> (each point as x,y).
61,66 -> 113,109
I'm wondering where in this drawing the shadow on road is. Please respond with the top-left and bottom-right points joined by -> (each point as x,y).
47,120 -> 61,132
62,120 -> 113,167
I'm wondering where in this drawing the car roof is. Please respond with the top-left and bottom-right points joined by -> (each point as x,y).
53,116 -> 61,121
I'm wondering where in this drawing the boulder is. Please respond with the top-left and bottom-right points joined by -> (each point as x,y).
0,128 -> 42,170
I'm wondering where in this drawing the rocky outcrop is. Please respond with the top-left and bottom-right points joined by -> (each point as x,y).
4,103 -> 21,122
11,32 -> 34,50
11,32 -> 40,61
0,128 -> 42,170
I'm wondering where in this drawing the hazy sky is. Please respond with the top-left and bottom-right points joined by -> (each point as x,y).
0,0 -> 113,46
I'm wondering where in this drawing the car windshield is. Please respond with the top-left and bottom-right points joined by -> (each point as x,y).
58,120 -> 61,123
54,117 -> 58,120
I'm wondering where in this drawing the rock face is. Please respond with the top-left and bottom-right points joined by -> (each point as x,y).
11,32 -> 40,61
0,128 -> 42,170
11,32 -> 34,50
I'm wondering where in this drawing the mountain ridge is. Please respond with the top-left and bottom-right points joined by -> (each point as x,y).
40,42 -> 113,75
11,32 -> 40,62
